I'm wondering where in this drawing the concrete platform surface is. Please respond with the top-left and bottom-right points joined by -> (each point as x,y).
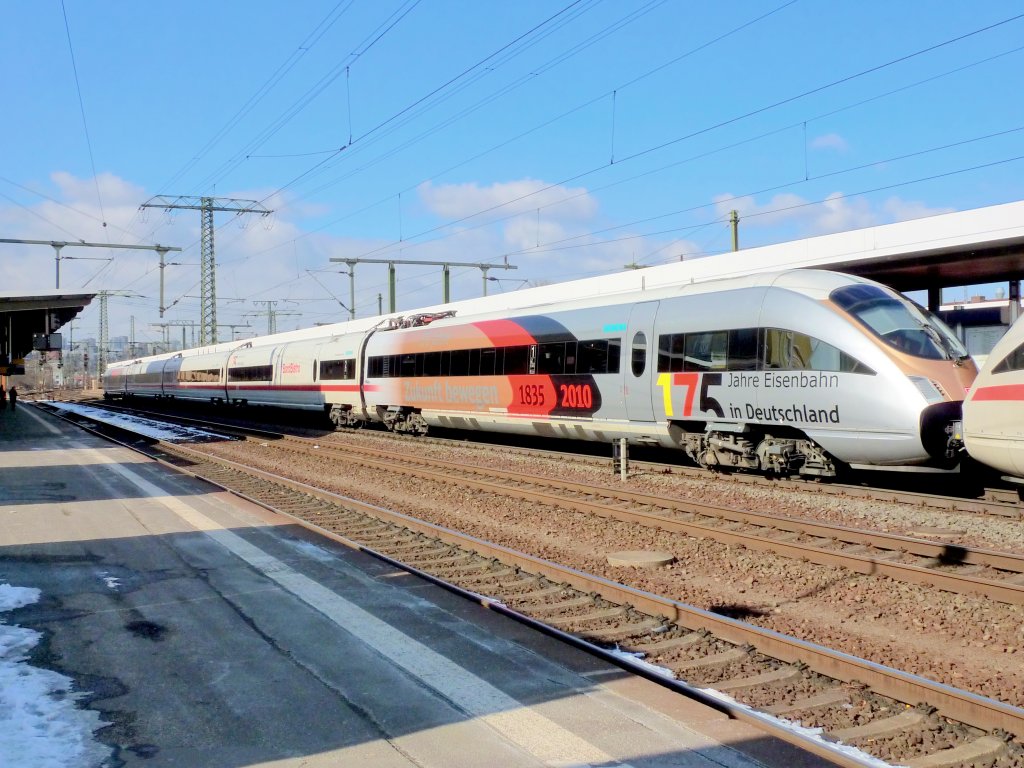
0,403 -> 838,768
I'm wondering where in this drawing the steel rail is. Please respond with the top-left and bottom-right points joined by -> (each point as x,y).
262,436 -> 1024,605
35,403 -> 1024,757
72,399 -> 1024,518
154,438 -> 1024,742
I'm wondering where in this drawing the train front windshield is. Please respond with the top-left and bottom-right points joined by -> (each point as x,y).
830,284 -> 969,361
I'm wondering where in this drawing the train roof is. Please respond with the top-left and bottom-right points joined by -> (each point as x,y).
109,268 -> 884,372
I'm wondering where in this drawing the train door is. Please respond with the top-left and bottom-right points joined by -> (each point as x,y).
625,301 -> 659,421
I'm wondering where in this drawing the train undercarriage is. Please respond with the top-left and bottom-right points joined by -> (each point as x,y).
675,427 -> 837,477
328,403 -> 839,478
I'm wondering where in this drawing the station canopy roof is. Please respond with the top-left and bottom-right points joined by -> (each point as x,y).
0,290 -> 94,370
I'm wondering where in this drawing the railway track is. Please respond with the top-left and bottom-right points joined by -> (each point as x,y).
38,400 -> 1024,768
63,401 -> 1024,606
64,396 -> 1024,519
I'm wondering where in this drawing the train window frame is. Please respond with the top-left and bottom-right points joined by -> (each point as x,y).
684,331 -> 727,372
728,328 -> 759,371
608,339 -> 621,373
762,328 -> 874,374
538,342 -> 566,375
631,332 -> 647,377
449,348 -> 469,376
578,339 -> 614,374
320,358 -> 355,380
830,283 -> 965,361
503,345 -> 529,375
993,340 -> 1024,374
228,364 -> 273,382
479,347 -> 497,376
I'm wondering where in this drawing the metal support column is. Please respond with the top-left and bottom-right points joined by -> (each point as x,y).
157,247 -> 170,318
98,293 -> 109,375
1010,280 -> 1021,324
927,286 -> 941,313
388,263 -> 397,313
53,244 -> 64,289
140,195 -> 272,346
347,262 -> 356,320
199,197 -> 216,345
612,438 -> 629,480
443,264 -> 451,303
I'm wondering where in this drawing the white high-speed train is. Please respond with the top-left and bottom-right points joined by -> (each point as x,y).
104,269 -> 977,478
963,314 -> 1024,481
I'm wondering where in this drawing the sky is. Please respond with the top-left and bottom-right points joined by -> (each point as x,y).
1,1 -> 1023,350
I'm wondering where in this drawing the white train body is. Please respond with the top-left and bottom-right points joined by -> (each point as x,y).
963,314 -> 1024,480
103,269 -> 975,477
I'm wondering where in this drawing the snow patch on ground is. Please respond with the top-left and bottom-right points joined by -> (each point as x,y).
0,582 -> 112,767
41,400 -> 228,442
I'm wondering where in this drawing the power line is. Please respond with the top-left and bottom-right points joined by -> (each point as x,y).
60,0 -> 106,231
342,10 -> 1024,263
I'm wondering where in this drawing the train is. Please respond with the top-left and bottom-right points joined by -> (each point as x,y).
103,268 -> 977,478
963,313 -> 1024,481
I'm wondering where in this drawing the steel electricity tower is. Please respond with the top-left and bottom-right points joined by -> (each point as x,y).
249,300 -> 300,335
140,196 -> 272,346
96,290 -> 144,374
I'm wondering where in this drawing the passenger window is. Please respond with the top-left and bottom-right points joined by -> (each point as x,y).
631,332 -> 647,377
449,349 -> 469,376
763,328 -> 873,374
763,329 -> 810,369
727,328 -> 759,371
563,341 -> 577,374
684,331 -> 727,371
579,340 -> 609,373
993,341 -> 1024,374
423,351 -> 441,377
538,342 -> 566,374
503,345 -> 529,375
608,340 -> 621,373
479,348 -> 496,376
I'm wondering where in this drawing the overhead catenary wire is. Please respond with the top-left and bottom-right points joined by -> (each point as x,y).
340,10 -> 1024,265
60,0 -> 107,232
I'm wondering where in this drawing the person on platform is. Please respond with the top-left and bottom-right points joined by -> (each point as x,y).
0,386 -> 6,411
8,385 -> 16,411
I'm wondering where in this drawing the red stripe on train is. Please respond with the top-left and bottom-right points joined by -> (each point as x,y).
972,384 -> 1024,401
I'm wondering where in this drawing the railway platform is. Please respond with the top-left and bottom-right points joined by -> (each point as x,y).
0,402 -> 839,767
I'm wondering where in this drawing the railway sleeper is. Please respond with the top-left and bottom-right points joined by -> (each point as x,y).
410,553 -> 475,568
671,646 -> 750,672
764,688 -> 852,715
903,735 -> 1011,768
832,709 -> 929,741
506,584 -> 578,603
627,631 -> 705,654
713,665 -> 803,692
579,618 -> 665,643
458,567 -> 517,586
545,606 -> 626,628
518,596 -> 593,615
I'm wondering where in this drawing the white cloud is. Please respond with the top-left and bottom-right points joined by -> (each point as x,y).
810,133 -> 849,152
417,179 -> 598,221
713,191 -> 955,236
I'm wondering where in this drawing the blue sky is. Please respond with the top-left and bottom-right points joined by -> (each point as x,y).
2,1 -> 1023,346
